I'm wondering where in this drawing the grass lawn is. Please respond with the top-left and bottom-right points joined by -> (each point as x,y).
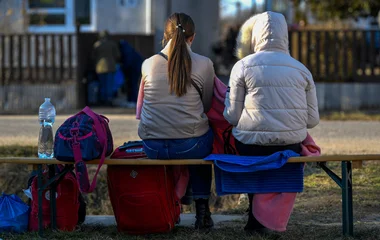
0,222 -> 372,240
320,111 -> 380,121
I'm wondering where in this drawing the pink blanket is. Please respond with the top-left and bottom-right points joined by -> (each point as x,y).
136,76 -> 321,231
253,133 -> 321,232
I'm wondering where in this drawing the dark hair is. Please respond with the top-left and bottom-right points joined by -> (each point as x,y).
162,13 -> 195,97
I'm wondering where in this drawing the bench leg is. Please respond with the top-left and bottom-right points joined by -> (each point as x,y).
37,164 -> 44,237
318,161 -> 354,237
341,161 -> 353,236
48,165 -> 57,230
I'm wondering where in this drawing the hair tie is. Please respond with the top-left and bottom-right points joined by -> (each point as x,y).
176,24 -> 185,33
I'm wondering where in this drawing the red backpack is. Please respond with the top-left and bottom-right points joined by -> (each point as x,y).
107,141 -> 181,234
206,77 -> 237,154
28,165 -> 86,231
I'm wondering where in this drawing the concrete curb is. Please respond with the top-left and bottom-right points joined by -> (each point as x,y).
84,214 -> 244,228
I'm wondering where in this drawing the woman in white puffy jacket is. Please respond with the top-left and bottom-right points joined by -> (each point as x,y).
223,11 -> 319,232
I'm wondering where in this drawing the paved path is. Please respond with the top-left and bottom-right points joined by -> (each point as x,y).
1,114 -> 380,155
84,214 -> 243,228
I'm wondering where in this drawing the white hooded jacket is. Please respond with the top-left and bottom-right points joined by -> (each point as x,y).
223,11 -> 319,145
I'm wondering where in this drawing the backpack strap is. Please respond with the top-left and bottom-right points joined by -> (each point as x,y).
191,80 -> 202,99
157,52 -> 202,98
157,51 -> 168,60
72,106 -> 108,193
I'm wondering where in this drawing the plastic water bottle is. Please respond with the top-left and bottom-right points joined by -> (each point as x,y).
38,98 -> 56,159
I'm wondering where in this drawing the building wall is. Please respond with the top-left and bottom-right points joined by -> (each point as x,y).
316,83 -> 380,111
178,0 -> 219,58
153,0 -> 220,58
96,0 -> 151,34
0,0 -> 152,34
151,0 -> 167,53
0,83 -> 77,114
1,0 -> 219,58
0,0 -> 25,34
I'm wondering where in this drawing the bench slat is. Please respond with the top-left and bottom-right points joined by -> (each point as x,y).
0,158 -> 212,165
288,155 -> 380,162
0,155 -> 380,165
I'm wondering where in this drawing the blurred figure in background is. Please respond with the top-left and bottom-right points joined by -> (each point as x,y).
212,24 -> 240,76
224,25 -> 239,68
92,30 -> 121,106
119,40 -> 144,107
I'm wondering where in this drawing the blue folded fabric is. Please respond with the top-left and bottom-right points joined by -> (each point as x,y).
204,150 -> 304,195
204,150 -> 300,172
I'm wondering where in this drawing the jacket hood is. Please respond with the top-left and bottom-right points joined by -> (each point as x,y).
235,11 -> 289,59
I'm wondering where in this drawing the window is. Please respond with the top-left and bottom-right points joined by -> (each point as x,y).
29,13 -> 65,25
29,0 -> 65,8
119,0 -> 139,8
75,0 -> 91,25
28,0 -> 66,27
28,0 -> 96,33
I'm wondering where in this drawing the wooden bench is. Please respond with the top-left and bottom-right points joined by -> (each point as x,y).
1,155 -> 380,237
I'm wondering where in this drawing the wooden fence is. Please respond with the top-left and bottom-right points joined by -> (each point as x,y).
0,33 -> 76,85
0,29 -> 155,86
0,29 -> 155,110
0,29 -> 379,111
289,30 -> 380,82
1,29 -> 379,85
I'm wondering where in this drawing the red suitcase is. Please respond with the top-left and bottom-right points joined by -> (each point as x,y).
107,141 -> 181,234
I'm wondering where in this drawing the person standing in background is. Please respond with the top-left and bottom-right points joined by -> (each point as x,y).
119,40 -> 144,107
93,30 -> 121,106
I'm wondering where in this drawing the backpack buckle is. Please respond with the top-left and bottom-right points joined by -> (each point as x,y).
70,128 -> 80,144
70,128 -> 79,137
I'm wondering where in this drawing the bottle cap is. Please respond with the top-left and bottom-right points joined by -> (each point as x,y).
45,98 -> 50,102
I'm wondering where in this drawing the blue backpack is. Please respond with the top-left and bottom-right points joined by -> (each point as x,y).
54,107 -> 113,193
